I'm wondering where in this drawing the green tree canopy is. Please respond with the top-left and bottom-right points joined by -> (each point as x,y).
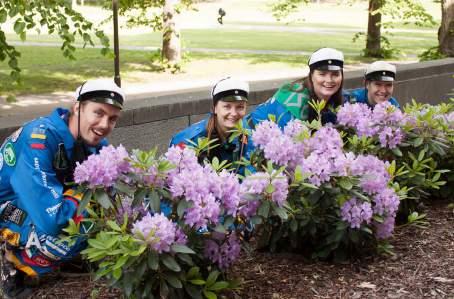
0,0 -> 110,81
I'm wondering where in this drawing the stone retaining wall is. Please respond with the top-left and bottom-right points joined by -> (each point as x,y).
1,58 -> 453,151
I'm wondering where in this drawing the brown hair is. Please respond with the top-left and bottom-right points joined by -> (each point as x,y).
288,69 -> 344,121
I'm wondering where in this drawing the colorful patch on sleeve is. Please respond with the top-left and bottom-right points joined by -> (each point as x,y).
31,143 -> 46,150
3,143 -> 16,166
11,127 -> 23,143
31,133 -> 47,140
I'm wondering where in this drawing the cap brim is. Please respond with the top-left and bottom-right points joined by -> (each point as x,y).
91,98 -> 123,109
217,95 -> 248,102
315,65 -> 342,71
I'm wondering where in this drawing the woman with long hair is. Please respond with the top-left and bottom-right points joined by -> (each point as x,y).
247,47 -> 345,128
170,77 -> 251,173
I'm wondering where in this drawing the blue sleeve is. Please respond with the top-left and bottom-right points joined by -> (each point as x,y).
169,119 -> 207,147
247,99 -> 293,130
389,97 -> 400,109
10,126 -> 77,236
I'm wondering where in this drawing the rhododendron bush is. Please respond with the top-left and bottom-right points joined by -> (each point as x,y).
249,120 -> 401,259
72,146 -> 246,299
337,101 -> 454,216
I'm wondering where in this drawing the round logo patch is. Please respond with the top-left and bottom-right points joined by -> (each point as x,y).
3,143 -> 16,167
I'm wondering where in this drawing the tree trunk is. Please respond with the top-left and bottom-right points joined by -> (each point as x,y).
162,0 -> 181,64
365,0 -> 383,57
439,0 -> 454,56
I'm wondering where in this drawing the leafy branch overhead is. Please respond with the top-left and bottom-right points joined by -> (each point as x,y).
0,0 -> 111,81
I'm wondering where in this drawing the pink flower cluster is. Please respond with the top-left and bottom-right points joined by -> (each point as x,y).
74,145 -> 131,188
239,171 -> 289,217
203,233 -> 241,270
132,213 -> 187,253
252,119 -> 400,238
337,102 -> 406,149
165,146 -> 241,229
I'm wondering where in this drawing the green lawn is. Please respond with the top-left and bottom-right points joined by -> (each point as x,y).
0,0 -> 440,97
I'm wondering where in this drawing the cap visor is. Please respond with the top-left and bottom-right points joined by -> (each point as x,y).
91,98 -> 123,109
315,65 -> 342,71
218,95 -> 248,102
376,76 -> 394,82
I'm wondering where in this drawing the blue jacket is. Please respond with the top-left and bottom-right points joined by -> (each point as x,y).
347,88 -> 400,109
0,108 -> 107,246
170,116 -> 253,174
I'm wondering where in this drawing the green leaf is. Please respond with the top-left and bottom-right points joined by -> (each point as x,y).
177,200 -> 190,217
207,281 -> 229,291
148,251 -> 159,270
107,220 -> 122,232
186,266 -> 200,279
189,279 -> 206,286
77,189 -> 92,215
113,255 -> 128,270
112,267 -> 122,280
338,178 -> 353,190
87,239 -> 106,250
0,10 -> 7,23
206,270 -> 219,288
162,255 -> 181,272
163,273 -> 183,288
273,206 -> 288,220
265,183 -> 275,194
13,20 -> 25,34
115,181 -> 134,196
95,189 -> 113,210
203,290 -> 217,299
149,190 -> 160,213
391,148 -> 403,157
171,244 -> 195,254
257,200 -> 270,218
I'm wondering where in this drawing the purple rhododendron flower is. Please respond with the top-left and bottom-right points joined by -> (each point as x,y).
239,172 -> 289,217
116,196 -> 148,225
167,148 -> 240,228
375,215 -> 396,239
74,144 -> 131,188
132,213 -> 187,253
203,233 -> 241,270
341,197 -> 373,229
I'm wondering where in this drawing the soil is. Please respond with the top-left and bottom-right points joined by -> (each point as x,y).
32,201 -> 454,299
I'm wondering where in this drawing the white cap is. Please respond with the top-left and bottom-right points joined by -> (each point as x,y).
76,79 -> 126,109
211,77 -> 249,104
365,61 -> 396,82
308,48 -> 344,71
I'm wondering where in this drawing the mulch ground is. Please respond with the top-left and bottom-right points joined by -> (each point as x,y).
33,201 -> 454,299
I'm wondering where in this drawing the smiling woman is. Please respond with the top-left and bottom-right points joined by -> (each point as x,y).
246,47 -> 347,128
169,77 -> 252,174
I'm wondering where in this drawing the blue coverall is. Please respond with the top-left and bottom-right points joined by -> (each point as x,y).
0,108 -> 106,276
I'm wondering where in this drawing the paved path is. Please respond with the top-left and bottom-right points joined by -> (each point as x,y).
10,41 -> 358,56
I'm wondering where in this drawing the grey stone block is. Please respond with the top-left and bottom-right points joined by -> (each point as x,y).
109,116 -> 188,154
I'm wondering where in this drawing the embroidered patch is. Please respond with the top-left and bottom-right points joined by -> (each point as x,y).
0,202 -> 27,226
31,143 -> 46,150
31,133 -> 46,140
3,143 -> 16,166
11,127 -> 23,143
